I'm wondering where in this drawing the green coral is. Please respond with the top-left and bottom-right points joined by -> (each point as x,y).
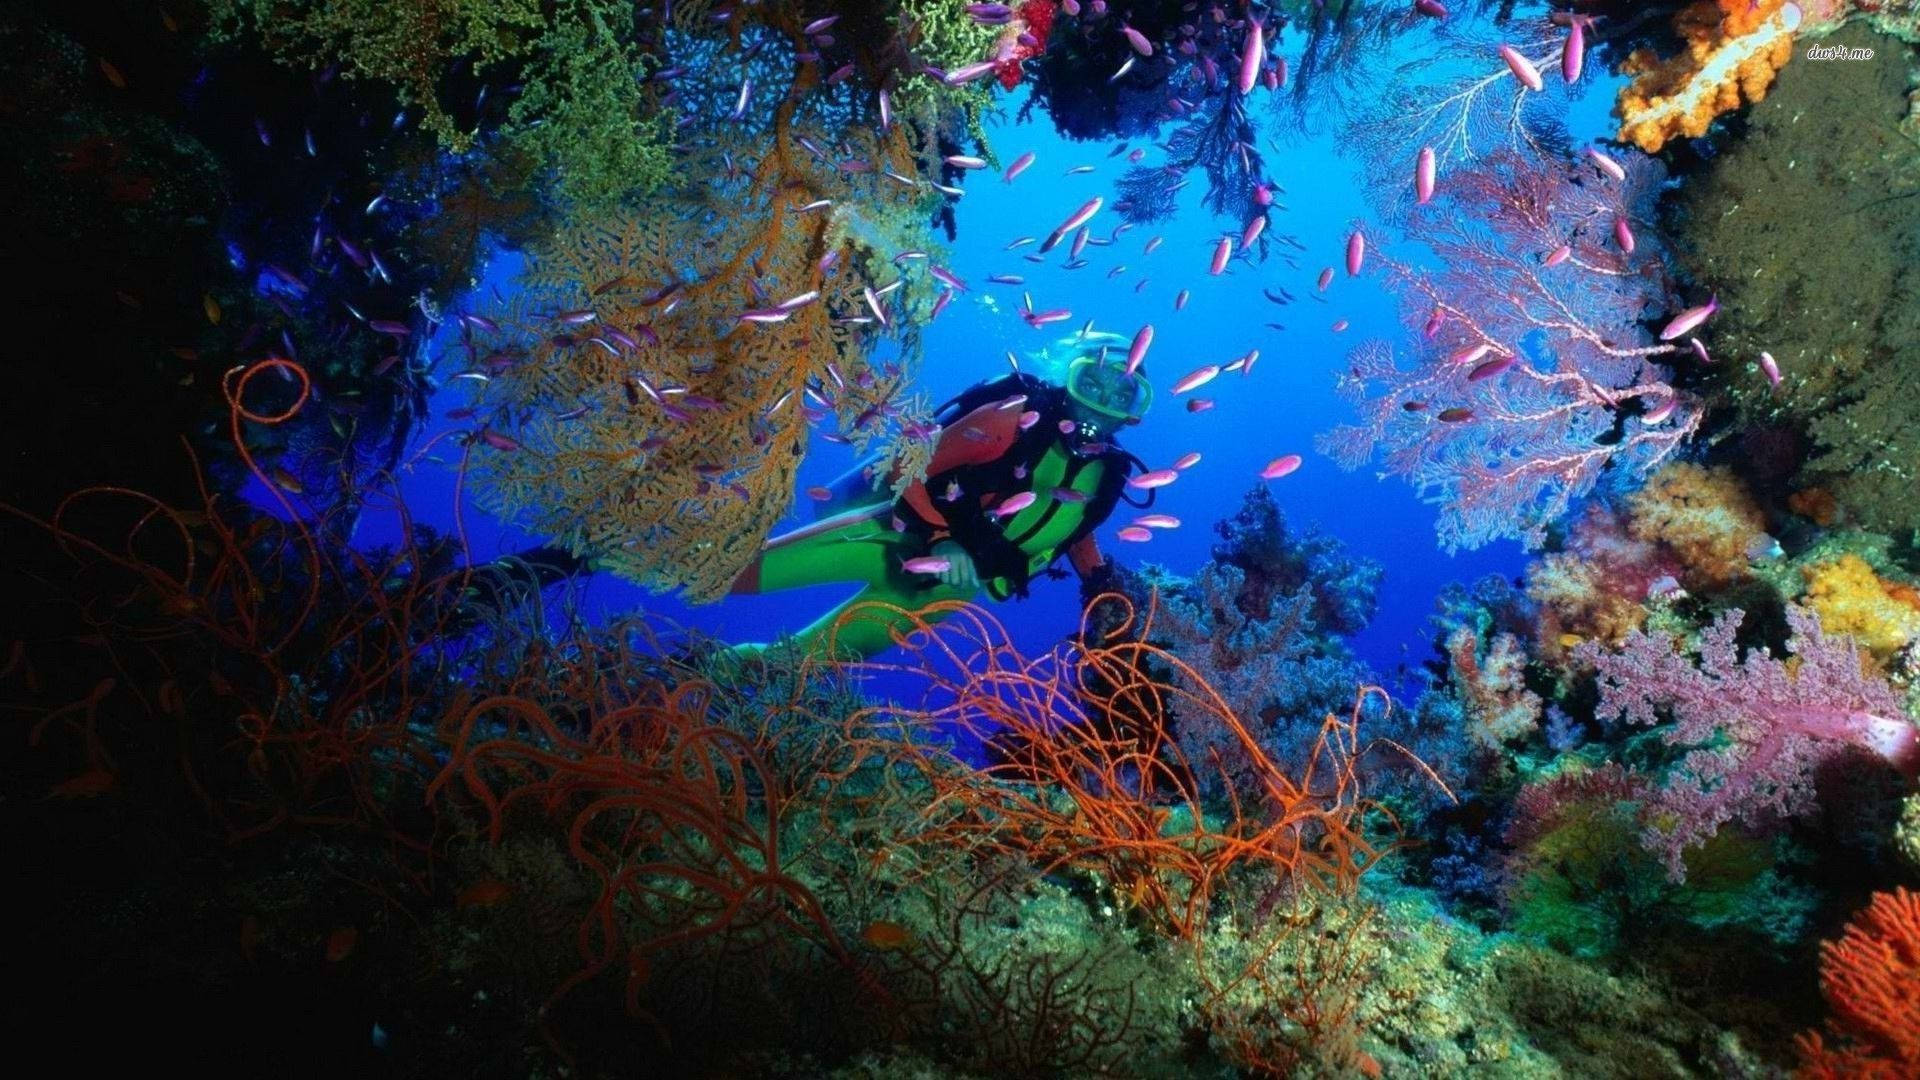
207,0 -> 675,208
1504,775 -> 1815,961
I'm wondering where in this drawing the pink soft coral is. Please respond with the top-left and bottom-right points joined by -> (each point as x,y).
1580,606 -> 1919,881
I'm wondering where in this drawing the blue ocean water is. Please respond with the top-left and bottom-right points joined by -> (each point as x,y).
334,39 -> 1629,688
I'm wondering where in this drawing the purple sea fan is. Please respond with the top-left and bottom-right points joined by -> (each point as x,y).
1579,606 -> 1920,882
1318,149 -> 1696,550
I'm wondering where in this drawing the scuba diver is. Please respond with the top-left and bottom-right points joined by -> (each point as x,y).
724,331 -> 1157,664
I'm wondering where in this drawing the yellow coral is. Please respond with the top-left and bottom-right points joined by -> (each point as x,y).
1800,553 -> 1920,660
463,57 -> 949,601
1625,462 -> 1768,588
1616,0 -> 1803,153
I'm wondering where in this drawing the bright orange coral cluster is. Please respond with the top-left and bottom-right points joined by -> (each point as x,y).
1616,0 -> 1803,152
1797,886 -> 1920,1079
1626,462 -> 1769,589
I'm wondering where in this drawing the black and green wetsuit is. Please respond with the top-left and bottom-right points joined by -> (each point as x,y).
727,373 -> 1143,662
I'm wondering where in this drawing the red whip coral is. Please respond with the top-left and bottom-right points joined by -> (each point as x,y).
1616,0 -> 1805,152
1580,606 -> 1919,881
1797,887 -> 1920,1079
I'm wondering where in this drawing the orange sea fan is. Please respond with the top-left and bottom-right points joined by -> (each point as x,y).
460,51 -> 948,601
1796,886 -> 1920,1079
1616,0 -> 1804,153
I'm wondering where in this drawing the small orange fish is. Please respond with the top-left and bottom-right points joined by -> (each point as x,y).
860,920 -> 912,951
48,768 -> 115,799
324,927 -> 358,963
270,467 -> 303,495
1558,633 -> 1585,649
203,293 -> 222,325
98,57 -> 126,89
456,880 -> 513,910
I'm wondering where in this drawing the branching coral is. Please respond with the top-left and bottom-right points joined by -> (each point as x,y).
1446,626 -> 1544,752
830,593 -> 1390,940
1616,0 -> 1805,152
1320,148 -> 1696,551
460,35 -> 952,600
1625,462 -> 1770,590
1580,605 -> 1919,880
1796,886 -> 1920,1079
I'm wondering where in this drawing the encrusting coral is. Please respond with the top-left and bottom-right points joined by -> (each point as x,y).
1616,0 -> 1805,152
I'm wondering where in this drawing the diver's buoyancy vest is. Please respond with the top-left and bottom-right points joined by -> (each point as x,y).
907,374 -> 1146,600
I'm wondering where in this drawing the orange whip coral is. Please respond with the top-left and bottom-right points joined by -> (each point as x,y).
1616,0 -> 1805,152
1797,886 -> 1920,1079
825,592 -> 1402,937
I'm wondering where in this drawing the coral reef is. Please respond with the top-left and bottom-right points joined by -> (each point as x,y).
1800,553 -> 1920,661
460,50 -> 954,599
1580,606 -> 1918,879
1667,19 -> 1920,536
1796,886 -> 1920,1079
1321,147 -> 1696,551
1615,0 -> 1805,153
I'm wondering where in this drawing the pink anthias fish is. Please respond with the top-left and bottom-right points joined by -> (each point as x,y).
1127,468 -> 1181,490
1588,147 -> 1627,182
1415,147 -> 1436,205
1116,526 -> 1154,542
1563,16 -> 1586,83
1641,395 -> 1679,425
1126,324 -> 1153,374
1133,514 -> 1181,530
1543,244 -> 1572,267
1260,454 -> 1302,480
1121,24 -> 1153,56
1175,289 -> 1190,310
1467,353 -> 1516,381
993,490 -> 1038,517
1171,364 -> 1221,394
1498,44 -> 1543,91
1209,236 -> 1233,275
1613,216 -> 1636,254
902,556 -> 952,575
1659,295 -> 1718,341
1003,150 -> 1036,182
1346,229 -> 1366,276
1173,451 -> 1201,470
1759,351 -> 1783,387
1316,267 -> 1334,291
1236,19 -> 1263,95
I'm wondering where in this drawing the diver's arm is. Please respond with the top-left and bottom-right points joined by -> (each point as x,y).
1066,535 -> 1104,578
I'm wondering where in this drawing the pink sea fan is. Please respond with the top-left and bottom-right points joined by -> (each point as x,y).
1319,149 -> 1696,551
1579,606 -> 1920,881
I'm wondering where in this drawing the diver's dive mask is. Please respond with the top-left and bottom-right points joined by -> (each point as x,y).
1062,340 -> 1153,425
